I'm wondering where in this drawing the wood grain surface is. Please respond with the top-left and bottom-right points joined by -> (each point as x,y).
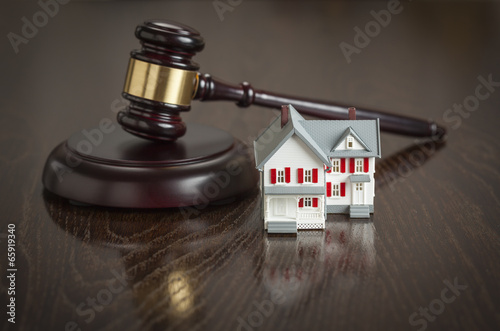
1,1 -> 499,330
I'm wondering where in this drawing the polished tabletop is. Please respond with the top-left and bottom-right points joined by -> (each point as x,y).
1,1 -> 499,330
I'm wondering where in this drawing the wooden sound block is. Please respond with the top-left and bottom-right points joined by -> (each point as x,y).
42,123 -> 259,208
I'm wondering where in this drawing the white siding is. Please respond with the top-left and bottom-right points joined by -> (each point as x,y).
263,135 -> 324,187
325,157 -> 376,206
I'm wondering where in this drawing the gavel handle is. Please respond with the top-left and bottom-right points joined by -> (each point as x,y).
195,73 -> 445,138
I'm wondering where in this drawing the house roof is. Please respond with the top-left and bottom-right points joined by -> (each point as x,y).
330,127 -> 371,152
350,175 -> 371,183
301,119 -> 381,158
254,105 -> 381,170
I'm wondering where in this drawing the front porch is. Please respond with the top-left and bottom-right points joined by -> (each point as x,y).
265,195 -> 325,222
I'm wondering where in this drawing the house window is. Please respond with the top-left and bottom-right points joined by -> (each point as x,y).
356,183 -> 363,191
271,167 -> 290,184
298,168 -> 318,183
304,169 -> 312,183
276,169 -> 285,183
299,197 -> 319,208
332,184 -> 340,197
355,159 -> 363,173
304,197 -> 312,207
331,159 -> 340,173
346,137 -> 354,149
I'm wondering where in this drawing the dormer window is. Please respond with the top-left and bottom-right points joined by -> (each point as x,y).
346,137 -> 354,149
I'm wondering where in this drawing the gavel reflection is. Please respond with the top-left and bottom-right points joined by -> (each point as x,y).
118,19 -> 446,142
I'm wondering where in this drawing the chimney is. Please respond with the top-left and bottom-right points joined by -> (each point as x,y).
281,105 -> 289,128
348,107 -> 356,120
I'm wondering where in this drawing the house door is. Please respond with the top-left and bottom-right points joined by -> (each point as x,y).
275,198 -> 287,216
352,183 -> 365,205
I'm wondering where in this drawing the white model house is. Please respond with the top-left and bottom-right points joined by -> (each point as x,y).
254,104 -> 381,233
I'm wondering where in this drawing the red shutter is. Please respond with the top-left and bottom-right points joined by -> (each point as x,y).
299,198 -> 304,208
312,168 -> 318,183
270,169 -> 276,184
285,167 -> 291,183
297,168 -> 303,183
313,198 -> 318,208
340,183 -> 346,197
364,158 -> 369,173
326,182 -> 332,197
341,158 -> 346,173
327,161 -> 332,173
350,158 -> 355,173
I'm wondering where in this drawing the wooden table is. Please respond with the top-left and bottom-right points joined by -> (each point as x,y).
1,1 -> 499,330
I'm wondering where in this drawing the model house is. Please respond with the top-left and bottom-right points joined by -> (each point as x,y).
254,104 -> 381,233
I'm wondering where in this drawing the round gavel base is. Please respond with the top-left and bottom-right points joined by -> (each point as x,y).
42,123 -> 258,208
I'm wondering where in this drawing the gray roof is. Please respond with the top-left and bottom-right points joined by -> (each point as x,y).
254,105 -> 381,170
254,106 -> 330,169
330,127 -> 371,152
350,175 -> 371,183
301,119 -> 381,158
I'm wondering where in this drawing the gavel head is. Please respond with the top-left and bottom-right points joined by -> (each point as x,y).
117,20 -> 205,141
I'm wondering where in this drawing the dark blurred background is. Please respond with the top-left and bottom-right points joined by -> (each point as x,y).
2,1 -> 499,149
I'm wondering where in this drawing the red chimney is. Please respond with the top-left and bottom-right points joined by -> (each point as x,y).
348,107 -> 356,120
281,105 -> 289,128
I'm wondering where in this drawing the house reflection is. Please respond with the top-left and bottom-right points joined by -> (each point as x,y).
262,219 -> 376,303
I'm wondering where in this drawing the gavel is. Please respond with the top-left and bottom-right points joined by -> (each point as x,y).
117,19 -> 445,142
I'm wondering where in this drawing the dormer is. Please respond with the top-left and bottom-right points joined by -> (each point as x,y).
331,127 -> 371,152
